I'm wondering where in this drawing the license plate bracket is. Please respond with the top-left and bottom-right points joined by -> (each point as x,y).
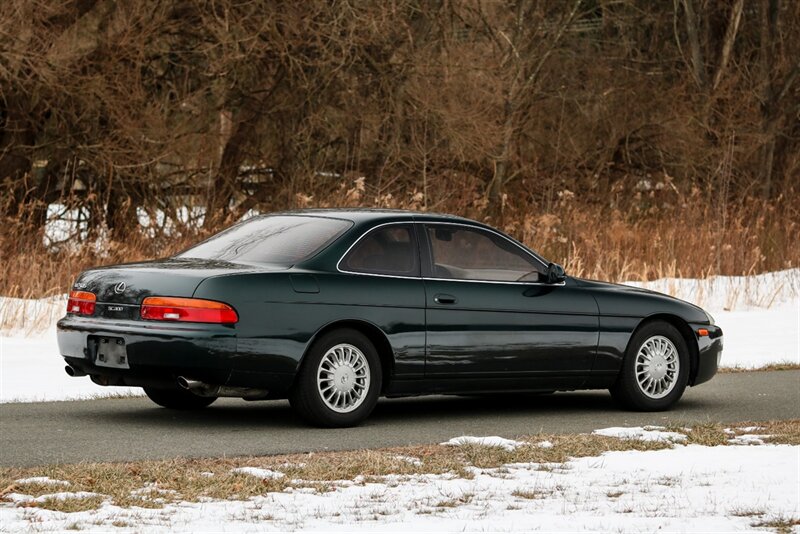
88,336 -> 130,369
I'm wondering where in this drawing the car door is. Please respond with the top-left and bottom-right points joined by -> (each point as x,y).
336,222 -> 427,379
420,223 -> 599,389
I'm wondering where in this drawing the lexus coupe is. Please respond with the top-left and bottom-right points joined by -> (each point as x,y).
58,210 -> 722,427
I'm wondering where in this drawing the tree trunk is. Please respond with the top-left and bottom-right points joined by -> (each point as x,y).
489,95 -> 515,206
0,100 -> 37,216
758,0 -> 780,199
680,0 -> 707,90
205,102 -> 261,229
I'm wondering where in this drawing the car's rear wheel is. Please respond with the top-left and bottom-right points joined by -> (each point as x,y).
143,386 -> 217,410
289,328 -> 382,427
610,321 -> 689,411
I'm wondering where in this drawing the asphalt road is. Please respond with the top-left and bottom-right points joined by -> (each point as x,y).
1,370 -> 798,467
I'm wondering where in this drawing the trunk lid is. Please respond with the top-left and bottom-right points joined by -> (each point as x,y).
73,258 -> 283,308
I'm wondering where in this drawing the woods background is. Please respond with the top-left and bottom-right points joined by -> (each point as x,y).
1,0 -> 798,298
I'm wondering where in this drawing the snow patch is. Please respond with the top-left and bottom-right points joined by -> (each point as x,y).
729,434 -> 772,446
14,477 -> 70,487
0,295 -> 66,336
230,467 -> 285,480
625,268 -> 799,311
441,436 -> 526,451
279,462 -> 307,469
130,483 -> 178,497
6,491 -> 101,504
1,445 -> 797,532
592,426 -> 687,442
0,329 -> 143,403
393,455 -> 423,466
624,269 -> 799,369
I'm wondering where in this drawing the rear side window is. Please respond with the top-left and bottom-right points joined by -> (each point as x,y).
178,215 -> 352,265
341,225 -> 419,276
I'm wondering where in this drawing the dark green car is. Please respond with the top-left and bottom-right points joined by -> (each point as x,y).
58,209 -> 722,427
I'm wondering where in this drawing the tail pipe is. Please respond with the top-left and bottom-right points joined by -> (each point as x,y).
65,365 -> 87,377
177,376 -> 269,400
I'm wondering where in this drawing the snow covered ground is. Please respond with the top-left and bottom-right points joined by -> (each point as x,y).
1,438 -> 797,532
0,270 -> 798,403
629,268 -> 800,369
0,332 -> 142,403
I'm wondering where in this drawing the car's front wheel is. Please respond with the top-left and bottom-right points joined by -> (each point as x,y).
289,329 -> 382,427
610,321 -> 690,411
143,386 -> 217,410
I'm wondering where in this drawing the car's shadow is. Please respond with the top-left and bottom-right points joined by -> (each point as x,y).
79,390 -> 718,431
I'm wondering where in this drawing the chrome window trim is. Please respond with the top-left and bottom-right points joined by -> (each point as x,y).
423,276 -> 566,287
336,220 -> 563,286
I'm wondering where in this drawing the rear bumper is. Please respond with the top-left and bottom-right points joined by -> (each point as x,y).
690,323 -> 723,386
58,317 -> 289,395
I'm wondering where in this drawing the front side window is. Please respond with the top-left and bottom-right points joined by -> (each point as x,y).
341,225 -> 419,276
178,215 -> 352,265
425,224 -> 543,282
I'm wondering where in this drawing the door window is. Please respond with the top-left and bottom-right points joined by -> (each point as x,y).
425,224 -> 543,282
341,225 -> 420,276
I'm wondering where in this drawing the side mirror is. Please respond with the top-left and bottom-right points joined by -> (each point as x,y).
546,262 -> 566,284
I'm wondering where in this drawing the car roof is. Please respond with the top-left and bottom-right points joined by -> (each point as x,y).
270,208 -> 480,226
275,208 -> 551,271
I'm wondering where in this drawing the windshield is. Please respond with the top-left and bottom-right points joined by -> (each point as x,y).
178,215 -> 352,265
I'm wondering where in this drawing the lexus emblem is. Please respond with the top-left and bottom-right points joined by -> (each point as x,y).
114,282 -> 127,294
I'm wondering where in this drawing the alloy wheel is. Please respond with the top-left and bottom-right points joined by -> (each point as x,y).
635,335 -> 680,399
316,343 -> 371,413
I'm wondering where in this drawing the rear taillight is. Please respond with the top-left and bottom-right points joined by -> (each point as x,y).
67,291 -> 96,316
140,297 -> 238,324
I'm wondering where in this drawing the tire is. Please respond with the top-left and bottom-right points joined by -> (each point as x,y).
143,386 -> 217,410
289,328 -> 382,428
610,320 -> 690,411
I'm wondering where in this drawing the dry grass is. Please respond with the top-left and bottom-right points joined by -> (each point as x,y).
2,419 -> 796,514
750,420 -> 800,445
434,493 -> 474,508
664,419 -> 800,446
1,187 -> 797,303
719,363 -> 800,373
511,488 -> 550,500
2,191 -> 797,333
453,433 -> 672,470
731,507 -> 767,517
23,495 -> 106,513
750,516 -> 800,534
673,422 -> 731,446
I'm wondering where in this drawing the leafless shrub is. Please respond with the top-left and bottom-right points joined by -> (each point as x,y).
0,1 -> 797,297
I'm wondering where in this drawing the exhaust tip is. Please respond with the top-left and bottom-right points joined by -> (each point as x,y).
176,376 -> 190,390
65,365 -> 83,377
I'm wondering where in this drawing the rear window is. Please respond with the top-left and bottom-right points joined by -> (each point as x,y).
178,215 -> 352,265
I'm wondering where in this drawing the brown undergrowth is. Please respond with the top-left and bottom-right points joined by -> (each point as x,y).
1,181 -> 797,302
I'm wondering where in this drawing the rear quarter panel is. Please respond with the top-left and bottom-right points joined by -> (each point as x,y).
192,270 -> 426,387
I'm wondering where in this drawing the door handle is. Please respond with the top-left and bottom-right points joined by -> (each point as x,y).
434,294 -> 457,305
